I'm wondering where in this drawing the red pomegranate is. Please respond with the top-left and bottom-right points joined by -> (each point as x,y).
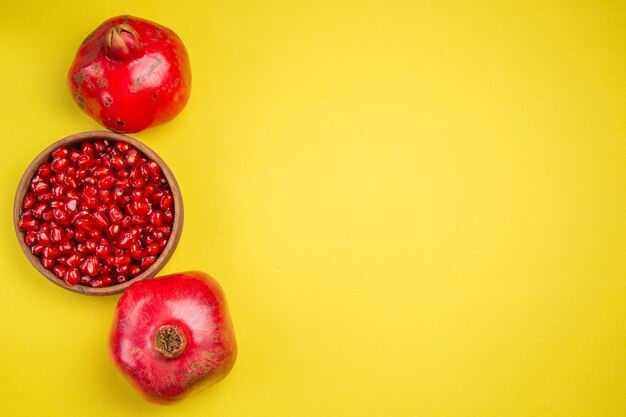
68,16 -> 191,133
109,271 -> 237,403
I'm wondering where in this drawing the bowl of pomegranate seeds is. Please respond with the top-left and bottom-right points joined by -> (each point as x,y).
14,131 -> 183,295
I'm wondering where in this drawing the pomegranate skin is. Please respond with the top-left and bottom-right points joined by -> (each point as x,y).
68,15 -> 191,133
109,271 -> 237,403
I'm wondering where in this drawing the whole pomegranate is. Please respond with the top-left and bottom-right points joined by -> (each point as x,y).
109,271 -> 237,403
68,16 -> 191,133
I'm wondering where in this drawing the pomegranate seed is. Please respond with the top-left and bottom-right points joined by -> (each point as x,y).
37,231 -> 51,245
163,210 -> 174,224
129,242 -> 144,259
76,167 -> 88,179
85,239 -> 98,252
107,224 -> 121,238
115,254 -> 132,266
32,203 -> 46,219
80,195 -> 98,210
59,241 -> 73,254
38,163 -> 52,178
92,166 -> 110,177
32,181 -> 49,195
65,268 -> 81,285
142,184 -> 156,197
112,188 -> 125,202
52,147 -> 69,159
131,199 -> 151,215
119,195 -> 131,206
126,149 -> 139,166
115,141 -> 131,153
149,190 -> 164,205
80,256 -> 100,276
149,210 -> 164,227
50,227 -> 64,243
40,221 -> 50,232
99,189 -> 112,204
23,193 -> 36,210
91,212 -> 109,229
66,253 -> 81,268
120,216 -> 132,229
25,231 -> 37,246
146,161 -> 160,176
99,174 -> 116,189
37,191 -> 54,203
141,256 -> 156,269
117,232 -> 134,248
131,189 -> 143,201
41,258 -> 55,270
65,199 -> 78,213
77,153 -> 94,168
52,185 -> 66,197
49,200 -> 64,209
51,158 -> 68,173
131,178 -> 146,189
82,142 -> 94,155
108,206 -> 124,224
73,216 -> 95,231
43,246 -> 61,259
102,276 -> 114,287
131,215 -> 147,226
93,140 -> 108,155
117,264 -> 130,275
65,175 -> 78,189
64,228 -> 75,241
40,210 -> 53,222
95,245 -> 110,258
116,275 -> 128,284
89,229 -> 103,240
74,229 -> 87,242
160,194 -> 173,210
31,244 -> 45,255
69,150 -> 81,162
54,209 -> 70,226
129,264 -> 143,277
19,216 -> 39,231
67,189 -> 80,199
111,155 -> 125,170
53,265 -> 66,279
115,179 -> 130,190
80,275 -> 93,286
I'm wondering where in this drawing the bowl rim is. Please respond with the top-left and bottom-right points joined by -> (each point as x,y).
13,130 -> 184,296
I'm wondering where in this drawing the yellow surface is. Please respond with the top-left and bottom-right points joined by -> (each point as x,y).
0,1 -> 624,416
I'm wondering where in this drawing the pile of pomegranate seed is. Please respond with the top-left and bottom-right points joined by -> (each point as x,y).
18,139 -> 175,288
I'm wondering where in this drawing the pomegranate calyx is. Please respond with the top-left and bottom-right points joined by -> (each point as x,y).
104,23 -> 141,60
154,324 -> 187,359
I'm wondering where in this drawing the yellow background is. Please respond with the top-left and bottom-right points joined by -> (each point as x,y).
1,1 -> 624,416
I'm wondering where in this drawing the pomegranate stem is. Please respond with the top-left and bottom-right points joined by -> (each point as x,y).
154,324 -> 187,358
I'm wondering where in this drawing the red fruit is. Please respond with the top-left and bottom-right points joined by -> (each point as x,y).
141,256 -> 156,269
109,272 -> 236,403
25,231 -> 37,246
19,216 -> 39,231
23,193 -> 36,210
68,15 -> 191,133
65,268 -> 81,285
80,256 -> 101,276
92,212 -> 110,229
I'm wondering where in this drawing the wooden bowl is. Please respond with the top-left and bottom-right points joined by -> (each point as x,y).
14,131 -> 184,296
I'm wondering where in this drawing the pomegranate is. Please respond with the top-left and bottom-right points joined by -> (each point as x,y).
17,139 -> 175,287
109,272 -> 237,403
68,16 -> 191,133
